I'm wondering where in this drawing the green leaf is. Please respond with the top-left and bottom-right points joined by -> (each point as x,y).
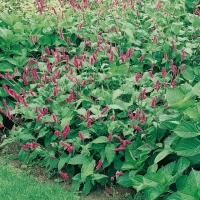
0,138 -> 15,147
68,155 -> 88,165
81,160 -> 95,182
192,82 -> 200,97
193,15 -> 200,29
176,176 -> 188,191
172,22 -> 183,34
184,108 -> 200,122
110,64 -> 129,76
83,180 -> 93,195
58,153 -> 71,171
105,143 -> 116,165
143,172 -> 165,187
174,157 -> 190,175
187,169 -> 200,187
170,187 -> 200,200
181,66 -> 194,81
18,150 -> 28,162
61,116 -> 72,129
117,172 -> 134,187
0,61 -> 13,72
143,186 -> 166,200
112,89 -> 123,102
174,122 -> 200,138
92,136 -> 108,144
154,149 -> 173,164
172,137 -> 200,157
92,174 -> 108,181
18,134 -> 36,141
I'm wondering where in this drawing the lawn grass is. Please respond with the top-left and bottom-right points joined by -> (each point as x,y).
0,158 -> 79,200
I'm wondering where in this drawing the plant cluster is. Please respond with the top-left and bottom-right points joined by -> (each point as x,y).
0,0 -> 200,199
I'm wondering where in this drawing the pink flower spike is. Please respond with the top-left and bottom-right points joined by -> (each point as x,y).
59,28 -> 64,40
135,108 -> 139,120
149,71 -> 154,78
128,110 -> 134,120
101,105 -> 109,115
162,68 -> 167,78
52,113 -> 57,123
116,171 -> 123,176
59,172 -> 69,180
110,177 -> 115,181
60,141 -> 70,149
108,133 -> 112,141
141,88 -> 147,99
85,110 -> 90,119
105,187 -> 111,193
113,25 -> 118,34
54,130 -> 60,137
96,159 -> 103,170
181,50 -> 185,61
86,119 -> 92,127
151,97 -> 157,107
139,55 -> 144,62
78,131 -> 85,141
110,115 -> 115,120
67,146 -> 75,153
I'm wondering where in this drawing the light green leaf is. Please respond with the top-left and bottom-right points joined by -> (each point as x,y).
81,160 -> 95,182
68,155 -> 88,165
154,150 -> 173,164
105,143 -> 116,165
117,172 -> 134,187
58,153 -> 71,171
92,136 -> 108,144
174,122 -> 200,138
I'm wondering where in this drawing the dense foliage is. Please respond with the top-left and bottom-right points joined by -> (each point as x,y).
0,0 -> 200,199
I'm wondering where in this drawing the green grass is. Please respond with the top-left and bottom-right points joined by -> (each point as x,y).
0,159 -> 79,200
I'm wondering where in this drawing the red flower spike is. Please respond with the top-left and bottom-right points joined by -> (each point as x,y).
164,52 -> 167,60
172,40 -> 176,51
149,71 -> 154,78
181,65 -> 186,72
85,110 -> 90,119
36,113 -> 43,121
116,171 -> 123,176
110,115 -> 115,120
78,131 -> 85,141
52,113 -> 57,123
110,177 -> 115,181
113,25 -> 118,34
113,145 -> 126,151
139,55 -> 144,62
135,108 -> 139,120
105,187 -> 111,193
128,110 -> 134,120
108,133 -> 112,141
101,105 -> 109,115
67,146 -> 75,153
59,172 -> 69,180
141,88 -> 147,99
60,141 -> 70,148
151,97 -> 157,107
96,159 -> 103,170
162,68 -> 167,78
54,130 -> 60,137
86,119 -> 92,127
